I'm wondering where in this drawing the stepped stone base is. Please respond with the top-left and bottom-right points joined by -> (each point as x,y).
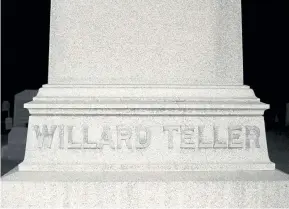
1,169 -> 289,208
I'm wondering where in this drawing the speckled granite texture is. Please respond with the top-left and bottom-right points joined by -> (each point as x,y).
20,0 -> 274,172
1,1 -> 283,207
48,0 -> 243,85
1,170 -> 289,208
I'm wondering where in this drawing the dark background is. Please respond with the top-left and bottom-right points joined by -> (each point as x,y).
1,0 -> 289,127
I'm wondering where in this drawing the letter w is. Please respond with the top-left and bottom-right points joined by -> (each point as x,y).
33,125 -> 57,148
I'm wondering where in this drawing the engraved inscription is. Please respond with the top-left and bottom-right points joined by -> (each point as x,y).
83,125 -> 98,149
135,126 -> 151,149
32,124 -> 261,150
198,126 -> 213,149
180,126 -> 195,149
213,126 -> 227,149
97,126 -> 115,149
117,126 -> 133,149
58,125 -> 64,149
228,126 -> 243,149
245,126 -> 261,149
67,126 -> 82,149
163,126 -> 179,149
33,125 -> 57,149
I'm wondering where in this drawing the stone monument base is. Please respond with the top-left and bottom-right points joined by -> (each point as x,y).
20,84 -> 274,172
1,169 -> 289,208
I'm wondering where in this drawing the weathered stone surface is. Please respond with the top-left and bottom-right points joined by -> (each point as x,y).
1,1 -> 282,207
2,170 -> 289,208
48,0 -> 243,85
19,115 -> 273,171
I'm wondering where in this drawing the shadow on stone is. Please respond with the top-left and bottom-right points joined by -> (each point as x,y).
1,127 -> 27,176
266,129 -> 289,174
1,159 -> 22,176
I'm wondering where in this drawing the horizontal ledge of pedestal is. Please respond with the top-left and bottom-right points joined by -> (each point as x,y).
17,163 -> 276,173
35,85 -> 256,99
25,101 -> 268,109
26,109 -> 266,116
43,84 -> 250,89
6,169 -> 289,182
33,97 -> 260,102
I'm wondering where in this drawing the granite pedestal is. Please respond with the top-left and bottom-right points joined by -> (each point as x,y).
1,0 -> 286,208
